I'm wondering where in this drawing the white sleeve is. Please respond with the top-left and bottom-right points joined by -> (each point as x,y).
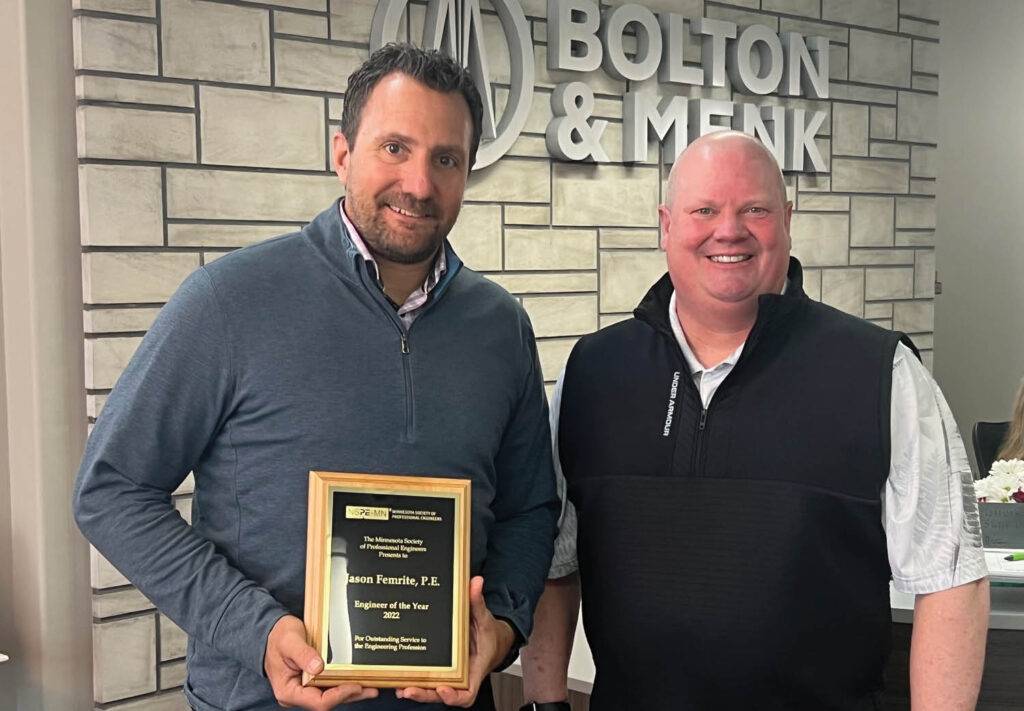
884,342 -> 988,593
548,369 -> 579,578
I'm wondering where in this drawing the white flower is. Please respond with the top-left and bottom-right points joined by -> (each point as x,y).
990,459 -> 1024,477
975,478 -> 1011,502
975,459 -> 1024,502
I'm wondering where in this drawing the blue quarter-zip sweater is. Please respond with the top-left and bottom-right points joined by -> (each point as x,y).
73,201 -> 559,711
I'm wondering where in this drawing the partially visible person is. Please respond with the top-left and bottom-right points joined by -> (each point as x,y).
74,44 -> 558,711
521,131 -> 988,711
996,377 -> 1024,460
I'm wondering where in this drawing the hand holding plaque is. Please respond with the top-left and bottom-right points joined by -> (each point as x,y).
396,576 -> 516,707
302,471 -> 471,690
264,614 -> 378,710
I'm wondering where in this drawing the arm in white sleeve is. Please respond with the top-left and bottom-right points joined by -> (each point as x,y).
884,341 -> 987,593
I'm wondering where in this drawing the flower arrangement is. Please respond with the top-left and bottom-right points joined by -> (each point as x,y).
975,459 -> 1024,503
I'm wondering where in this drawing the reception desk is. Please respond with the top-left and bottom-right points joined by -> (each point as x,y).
493,572 -> 1024,711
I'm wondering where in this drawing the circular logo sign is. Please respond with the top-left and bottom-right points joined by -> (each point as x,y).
371,0 -> 535,170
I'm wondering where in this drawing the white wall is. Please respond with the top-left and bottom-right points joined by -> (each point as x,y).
934,0 -> 1024,471
0,0 -> 92,708
0,214 -> 14,700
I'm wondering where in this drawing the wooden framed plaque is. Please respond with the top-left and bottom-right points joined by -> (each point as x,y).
302,471 -> 470,689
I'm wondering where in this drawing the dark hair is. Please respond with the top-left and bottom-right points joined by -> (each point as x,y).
340,43 -> 484,171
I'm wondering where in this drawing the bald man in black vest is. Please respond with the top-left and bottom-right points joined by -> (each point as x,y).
520,131 -> 988,711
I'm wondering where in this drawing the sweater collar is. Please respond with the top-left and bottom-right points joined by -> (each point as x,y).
338,200 -> 448,291
302,199 -> 463,299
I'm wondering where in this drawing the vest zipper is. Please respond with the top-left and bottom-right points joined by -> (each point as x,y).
636,276 -> 784,480
692,406 -> 709,476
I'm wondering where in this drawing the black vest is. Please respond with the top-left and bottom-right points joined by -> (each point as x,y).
559,259 -> 914,710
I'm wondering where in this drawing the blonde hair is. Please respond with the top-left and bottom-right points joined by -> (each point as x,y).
997,377 -> 1024,461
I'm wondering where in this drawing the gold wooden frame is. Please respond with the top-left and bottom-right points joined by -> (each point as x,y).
302,471 -> 470,689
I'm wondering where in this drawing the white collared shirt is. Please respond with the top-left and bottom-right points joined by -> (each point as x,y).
668,291 -> 745,408
339,202 -> 446,329
548,291 -> 988,593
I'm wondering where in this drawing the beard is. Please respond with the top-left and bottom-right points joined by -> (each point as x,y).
345,189 -> 451,265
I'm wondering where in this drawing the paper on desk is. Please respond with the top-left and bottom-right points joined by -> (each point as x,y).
985,549 -> 1024,578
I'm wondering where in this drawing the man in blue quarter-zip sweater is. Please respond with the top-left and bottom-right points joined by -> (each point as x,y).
521,131 -> 989,711
73,45 -> 558,711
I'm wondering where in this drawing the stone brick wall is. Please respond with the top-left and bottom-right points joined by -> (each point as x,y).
73,0 -> 939,707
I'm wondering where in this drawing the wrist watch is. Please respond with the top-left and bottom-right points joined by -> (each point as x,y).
519,703 -> 571,711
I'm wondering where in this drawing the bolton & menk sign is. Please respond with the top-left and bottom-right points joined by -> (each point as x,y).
371,0 -> 829,172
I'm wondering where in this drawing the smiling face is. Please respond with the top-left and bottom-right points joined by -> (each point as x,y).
660,132 -> 793,317
333,72 -> 474,266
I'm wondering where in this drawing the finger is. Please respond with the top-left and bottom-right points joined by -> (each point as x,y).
467,576 -> 488,622
348,694 -> 378,707
436,686 -> 476,707
274,683 -> 331,710
322,683 -> 378,705
397,686 -> 443,703
278,635 -> 324,677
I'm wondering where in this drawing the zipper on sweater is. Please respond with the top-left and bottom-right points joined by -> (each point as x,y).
356,260 -> 425,443
399,333 -> 414,441
367,294 -> 416,442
